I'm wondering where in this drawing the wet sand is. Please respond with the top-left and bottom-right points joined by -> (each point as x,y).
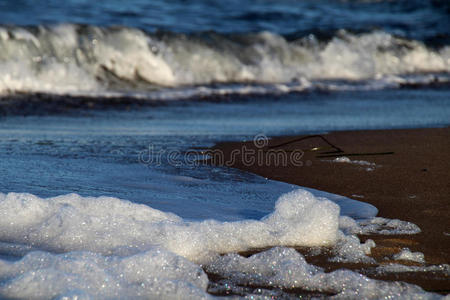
211,127 -> 450,293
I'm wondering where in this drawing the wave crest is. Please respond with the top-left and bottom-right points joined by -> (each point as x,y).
0,24 -> 449,96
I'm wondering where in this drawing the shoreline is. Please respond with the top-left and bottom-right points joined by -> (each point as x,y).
211,127 -> 449,292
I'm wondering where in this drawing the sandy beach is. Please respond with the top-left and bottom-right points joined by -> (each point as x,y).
212,127 -> 450,293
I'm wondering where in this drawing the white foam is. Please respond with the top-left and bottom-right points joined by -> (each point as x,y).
2,249 -> 444,300
0,190 -> 340,263
376,263 -> 450,275
0,249 -> 210,299
310,31 -> 449,80
333,156 -> 375,166
91,27 -> 176,86
330,156 -> 378,172
304,187 -> 378,219
393,248 -> 426,264
206,247 -> 440,299
330,231 -> 376,263
355,217 -> 421,235
339,215 -> 421,235
0,60 -> 100,95
0,25 -> 449,96
0,190 -> 435,298
0,189 -> 419,263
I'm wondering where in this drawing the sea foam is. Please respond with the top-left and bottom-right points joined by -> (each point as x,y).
0,189 -> 443,299
207,247 -> 441,299
0,249 -> 210,299
0,190 -> 340,262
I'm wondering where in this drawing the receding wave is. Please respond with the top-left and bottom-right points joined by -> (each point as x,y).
0,24 -> 449,98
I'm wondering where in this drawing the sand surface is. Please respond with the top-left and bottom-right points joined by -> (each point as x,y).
212,128 -> 450,292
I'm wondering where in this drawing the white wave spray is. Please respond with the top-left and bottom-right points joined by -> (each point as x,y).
0,25 -> 449,97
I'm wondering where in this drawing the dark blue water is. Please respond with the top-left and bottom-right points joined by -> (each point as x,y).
1,0 -> 449,43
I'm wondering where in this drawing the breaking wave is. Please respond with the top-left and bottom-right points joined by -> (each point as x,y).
0,24 -> 449,98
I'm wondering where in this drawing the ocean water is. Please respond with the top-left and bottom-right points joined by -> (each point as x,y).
0,1 -> 449,299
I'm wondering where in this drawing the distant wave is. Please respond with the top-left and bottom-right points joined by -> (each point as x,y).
0,24 -> 449,98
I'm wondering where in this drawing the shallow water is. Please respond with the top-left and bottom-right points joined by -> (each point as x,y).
1,89 -> 449,220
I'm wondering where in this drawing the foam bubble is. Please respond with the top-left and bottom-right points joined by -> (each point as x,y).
356,217 -> 421,235
206,247 -> 440,299
332,156 -> 377,167
339,215 -> 421,235
330,231 -> 376,263
376,263 -> 450,275
0,190 -> 340,262
393,248 -> 426,264
0,190 -> 437,298
0,249 -> 210,299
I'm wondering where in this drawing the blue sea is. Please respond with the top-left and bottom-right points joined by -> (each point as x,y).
0,1 -> 449,298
